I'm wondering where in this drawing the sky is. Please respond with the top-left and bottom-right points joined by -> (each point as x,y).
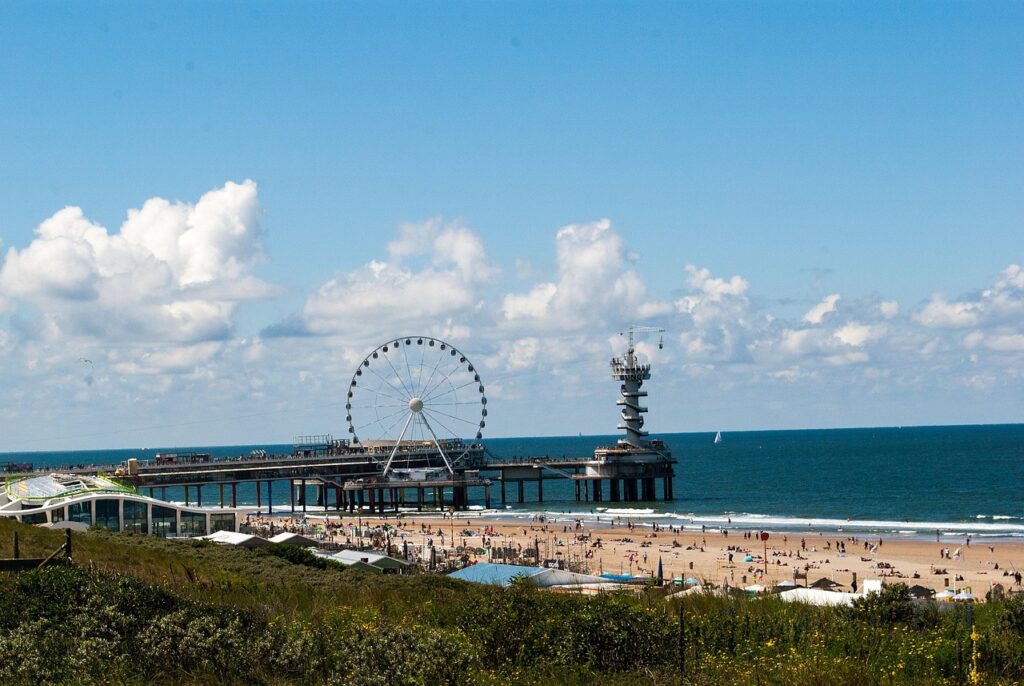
0,2 -> 1021,452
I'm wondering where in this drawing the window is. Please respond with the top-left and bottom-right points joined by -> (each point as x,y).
210,513 -> 235,533
123,500 -> 147,534
69,501 -> 92,525
50,507 -> 65,523
95,499 -> 120,530
151,505 -> 177,537
22,511 -> 47,524
180,511 -> 206,537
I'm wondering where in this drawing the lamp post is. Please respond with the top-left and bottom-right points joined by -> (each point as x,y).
760,531 -> 770,580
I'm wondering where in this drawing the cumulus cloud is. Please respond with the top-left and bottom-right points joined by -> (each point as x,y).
0,180 -> 272,344
914,264 -> 1024,329
803,294 -> 841,324
291,218 -> 498,338
501,219 -> 670,330
674,265 -> 758,362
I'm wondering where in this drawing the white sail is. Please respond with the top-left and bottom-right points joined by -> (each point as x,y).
714,431 -> 722,444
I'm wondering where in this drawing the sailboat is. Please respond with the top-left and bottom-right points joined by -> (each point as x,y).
714,431 -> 722,445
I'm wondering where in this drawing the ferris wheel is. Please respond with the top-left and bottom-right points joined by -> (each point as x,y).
346,336 -> 487,478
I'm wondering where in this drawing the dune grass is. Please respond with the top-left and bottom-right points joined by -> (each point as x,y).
4,520 -> 1024,684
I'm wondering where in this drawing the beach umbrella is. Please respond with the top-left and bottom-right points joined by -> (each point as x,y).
953,591 -> 975,602
657,557 -> 664,584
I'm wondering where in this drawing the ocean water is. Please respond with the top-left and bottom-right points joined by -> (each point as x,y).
4,424 -> 1023,538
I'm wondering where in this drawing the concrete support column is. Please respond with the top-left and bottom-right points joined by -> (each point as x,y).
517,481 -> 525,504
256,481 -> 262,512
290,481 -> 296,512
368,488 -> 376,512
485,484 -> 491,509
642,478 -> 655,501
417,488 -> 424,511
610,478 -> 620,502
267,481 -> 273,515
219,483 -> 225,508
184,485 -> 190,506
584,479 -> 590,502
500,478 -> 506,506
197,485 -> 202,508
537,473 -> 544,502
301,479 -> 308,512
231,482 -> 237,508
118,498 -> 125,532
593,479 -> 603,502
663,476 -> 674,500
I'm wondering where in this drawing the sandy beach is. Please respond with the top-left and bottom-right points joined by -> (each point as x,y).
248,510 -> 1024,596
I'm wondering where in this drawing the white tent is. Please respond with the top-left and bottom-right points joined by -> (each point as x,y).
268,532 -> 319,547
200,530 -> 271,548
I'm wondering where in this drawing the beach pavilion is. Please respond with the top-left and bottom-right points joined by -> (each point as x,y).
0,473 -> 245,537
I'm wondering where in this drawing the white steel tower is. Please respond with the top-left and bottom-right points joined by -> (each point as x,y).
611,326 -> 664,447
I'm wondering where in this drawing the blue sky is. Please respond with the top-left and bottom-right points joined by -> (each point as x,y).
0,2 -> 1021,451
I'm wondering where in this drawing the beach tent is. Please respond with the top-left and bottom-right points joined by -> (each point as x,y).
953,591 -> 976,603
935,589 -> 955,601
778,588 -> 858,607
907,585 -> 935,599
268,532 -> 319,547
809,577 -> 841,590
449,563 -> 614,589
200,531 -> 271,548
319,549 -> 411,573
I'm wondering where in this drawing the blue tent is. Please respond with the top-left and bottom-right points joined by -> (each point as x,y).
448,563 -> 545,587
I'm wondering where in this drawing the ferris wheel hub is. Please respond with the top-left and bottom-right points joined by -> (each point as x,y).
408,397 -> 424,413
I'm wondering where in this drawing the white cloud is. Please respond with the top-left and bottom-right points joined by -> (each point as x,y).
0,180 -> 272,344
834,323 -> 886,347
879,301 -> 899,319
501,219 -> 670,330
803,294 -> 840,324
914,264 -> 1024,329
296,219 -> 498,338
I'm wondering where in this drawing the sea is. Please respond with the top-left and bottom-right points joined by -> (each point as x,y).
4,424 -> 1023,540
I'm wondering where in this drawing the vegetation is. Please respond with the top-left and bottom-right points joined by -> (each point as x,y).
2,520 -> 1024,684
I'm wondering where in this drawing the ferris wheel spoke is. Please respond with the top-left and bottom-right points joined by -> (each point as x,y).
355,406 -> 409,432
422,406 -> 480,427
416,344 -> 428,393
362,366 -> 410,402
420,359 -> 463,400
418,412 -> 455,475
424,377 -> 479,403
420,409 -> 466,443
422,400 -> 479,407
416,351 -> 452,402
380,351 -> 416,399
371,410 -> 413,443
401,343 -> 418,396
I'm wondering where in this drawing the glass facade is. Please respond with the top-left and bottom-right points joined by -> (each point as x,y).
22,511 -> 47,524
95,499 -> 120,530
69,501 -> 92,525
210,513 -> 235,533
123,500 -> 148,534
152,505 -> 177,537
50,507 -> 65,523
180,511 -> 207,537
